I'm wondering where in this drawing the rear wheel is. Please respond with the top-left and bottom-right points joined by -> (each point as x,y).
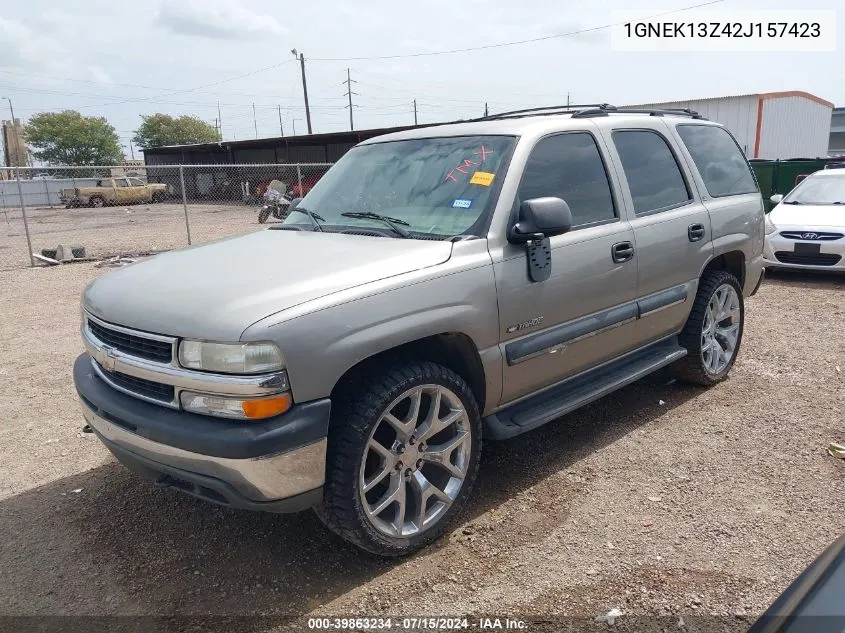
671,270 -> 744,385
316,361 -> 482,556
152,192 -> 165,203
90,196 -> 104,208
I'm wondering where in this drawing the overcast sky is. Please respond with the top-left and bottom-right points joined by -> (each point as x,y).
1,0 -> 842,158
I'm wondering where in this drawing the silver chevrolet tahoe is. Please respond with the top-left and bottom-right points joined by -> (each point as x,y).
74,105 -> 765,556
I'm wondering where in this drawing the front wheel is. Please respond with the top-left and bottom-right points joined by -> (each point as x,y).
257,206 -> 271,224
670,270 -> 744,385
316,361 -> 482,557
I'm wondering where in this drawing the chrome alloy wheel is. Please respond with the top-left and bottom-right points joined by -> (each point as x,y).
701,283 -> 741,375
358,384 -> 472,538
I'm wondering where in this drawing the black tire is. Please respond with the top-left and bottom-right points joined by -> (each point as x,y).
670,270 -> 744,386
152,192 -> 164,203
90,196 -> 105,208
316,360 -> 482,557
258,207 -> 271,224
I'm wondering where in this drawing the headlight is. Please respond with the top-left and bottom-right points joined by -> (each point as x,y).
178,340 -> 284,374
764,214 -> 777,235
180,391 -> 292,420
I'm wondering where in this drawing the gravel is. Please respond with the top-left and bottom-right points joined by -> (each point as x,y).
0,202 -> 269,270
0,260 -> 843,628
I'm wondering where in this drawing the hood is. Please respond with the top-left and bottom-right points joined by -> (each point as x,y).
770,203 -> 845,229
84,230 -> 453,341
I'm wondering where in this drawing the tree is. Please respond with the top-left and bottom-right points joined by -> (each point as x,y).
24,111 -> 123,166
133,114 -> 219,150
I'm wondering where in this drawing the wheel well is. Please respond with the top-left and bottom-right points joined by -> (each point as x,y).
704,251 -> 745,288
330,333 -> 486,411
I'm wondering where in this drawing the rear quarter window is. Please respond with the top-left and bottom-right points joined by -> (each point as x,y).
676,125 -> 758,198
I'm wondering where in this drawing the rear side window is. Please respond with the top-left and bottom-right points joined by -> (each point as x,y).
612,130 -> 690,214
518,132 -> 616,227
676,125 -> 758,197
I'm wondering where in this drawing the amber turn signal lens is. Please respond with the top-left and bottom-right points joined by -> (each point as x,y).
241,393 -> 292,419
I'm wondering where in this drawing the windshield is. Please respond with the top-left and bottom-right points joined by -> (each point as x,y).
283,135 -> 515,237
783,175 -> 845,205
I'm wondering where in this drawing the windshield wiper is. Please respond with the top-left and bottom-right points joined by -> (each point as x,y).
341,212 -> 411,238
289,207 -> 325,231
783,200 -> 802,204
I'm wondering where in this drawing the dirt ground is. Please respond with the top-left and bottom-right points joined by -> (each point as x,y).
0,201 -> 269,270
0,259 -> 843,632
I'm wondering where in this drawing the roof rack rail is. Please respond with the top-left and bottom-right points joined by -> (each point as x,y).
477,104 -> 706,121
479,104 -> 615,121
572,105 -> 705,119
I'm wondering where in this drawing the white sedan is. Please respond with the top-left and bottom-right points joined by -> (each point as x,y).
764,169 -> 845,272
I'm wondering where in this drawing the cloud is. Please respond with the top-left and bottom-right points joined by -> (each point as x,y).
0,17 -> 66,72
154,0 -> 287,40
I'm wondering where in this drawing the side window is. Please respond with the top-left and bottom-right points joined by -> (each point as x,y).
676,125 -> 758,197
128,178 -> 144,186
518,132 -> 616,227
612,130 -> 691,215
115,178 -> 130,188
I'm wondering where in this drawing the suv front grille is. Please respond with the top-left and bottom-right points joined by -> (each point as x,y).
779,231 -> 843,241
774,252 -> 842,266
95,362 -> 175,403
88,319 -> 172,363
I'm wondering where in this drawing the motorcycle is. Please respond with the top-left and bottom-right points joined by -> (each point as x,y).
257,180 -> 292,224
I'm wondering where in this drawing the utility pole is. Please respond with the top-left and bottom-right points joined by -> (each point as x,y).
566,92 -> 571,107
278,105 -> 285,136
3,97 -> 34,267
213,117 -> 220,140
129,140 -> 135,161
291,49 -> 313,134
217,101 -> 222,140
413,99 -> 418,125
252,103 -> 258,138
343,68 -> 358,131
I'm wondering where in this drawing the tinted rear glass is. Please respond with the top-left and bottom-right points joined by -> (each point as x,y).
676,125 -> 758,197
612,130 -> 690,214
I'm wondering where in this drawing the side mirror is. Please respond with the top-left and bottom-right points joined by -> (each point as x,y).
289,197 -> 303,210
770,194 -> 783,204
508,197 -> 573,244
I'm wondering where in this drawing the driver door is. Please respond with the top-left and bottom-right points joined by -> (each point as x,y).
113,178 -> 133,204
493,131 -> 639,403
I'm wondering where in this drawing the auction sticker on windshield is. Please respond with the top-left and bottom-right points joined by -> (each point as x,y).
452,199 -> 472,208
470,171 -> 495,186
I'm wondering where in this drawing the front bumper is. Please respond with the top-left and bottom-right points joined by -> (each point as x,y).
763,232 -> 845,271
74,353 -> 330,512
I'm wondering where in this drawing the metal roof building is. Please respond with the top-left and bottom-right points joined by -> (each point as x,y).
830,107 -> 845,157
141,124 -> 433,166
629,91 -> 834,160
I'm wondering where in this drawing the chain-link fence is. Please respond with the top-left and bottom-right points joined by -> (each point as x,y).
0,163 -> 333,269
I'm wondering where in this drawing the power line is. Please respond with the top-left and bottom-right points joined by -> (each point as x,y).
309,0 -> 725,60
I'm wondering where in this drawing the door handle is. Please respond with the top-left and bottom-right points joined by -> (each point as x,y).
611,241 -> 635,263
688,223 -> 706,242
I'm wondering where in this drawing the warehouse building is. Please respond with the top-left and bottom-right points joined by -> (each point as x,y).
830,107 -> 845,157
630,91 -> 834,160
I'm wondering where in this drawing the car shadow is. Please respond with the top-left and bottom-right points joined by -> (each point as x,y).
763,268 -> 845,288
0,370 -> 702,627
